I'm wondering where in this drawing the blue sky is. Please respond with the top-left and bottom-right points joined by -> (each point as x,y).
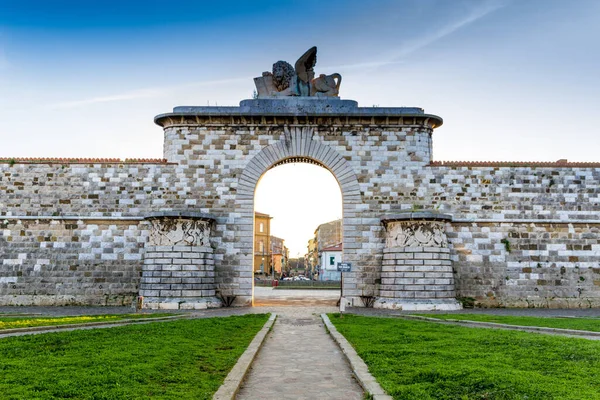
1,0 -> 599,161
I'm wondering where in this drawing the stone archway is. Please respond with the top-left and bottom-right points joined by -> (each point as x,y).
235,127 -> 361,304
154,97 -> 449,310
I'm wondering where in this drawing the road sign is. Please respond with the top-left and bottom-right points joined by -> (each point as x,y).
337,262 -> 352,272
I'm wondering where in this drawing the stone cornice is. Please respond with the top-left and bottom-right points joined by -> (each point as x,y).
144,211 -> 217,221
154,99 -> 442,129
155,114 -> 442,130
380,212 -> 453,225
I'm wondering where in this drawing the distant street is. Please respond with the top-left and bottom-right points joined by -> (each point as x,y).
253,286 -> 340,307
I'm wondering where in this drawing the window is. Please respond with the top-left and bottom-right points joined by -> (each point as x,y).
259,241 -> 264,252
329,256 -> 335,266
259,222 -> 264,233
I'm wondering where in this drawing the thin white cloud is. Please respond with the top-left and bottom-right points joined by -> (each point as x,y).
48,77 -> 250,109
49,88 -> 162,109
386,0 -> 507,61
337,0 -> 508,72
325,60 -> 405,72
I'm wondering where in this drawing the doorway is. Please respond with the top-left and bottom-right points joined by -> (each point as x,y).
253,161 -> 342,306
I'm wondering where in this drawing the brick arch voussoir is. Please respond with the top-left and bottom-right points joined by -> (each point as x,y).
239,136 -> 359,199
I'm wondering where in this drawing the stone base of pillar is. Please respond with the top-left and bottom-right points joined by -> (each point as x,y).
140,212 -> 218,309
373,298 -> 462,311
142,296 -> 221,310
379,213 -> 461,310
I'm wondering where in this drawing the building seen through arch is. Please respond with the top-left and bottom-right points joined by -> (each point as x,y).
253,211 -> 289,279
305,219 -> 342,280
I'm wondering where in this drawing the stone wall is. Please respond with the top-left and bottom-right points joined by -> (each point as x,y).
0,161 -> 184,306
1,99 -> 599,309
415,164 -> 600,307
392,164 -> 600,220
0,217 -> 146,305
448,221 -> 600,308
0,161 -> 187,216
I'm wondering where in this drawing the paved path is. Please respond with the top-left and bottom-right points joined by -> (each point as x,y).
236,308 -> 364,400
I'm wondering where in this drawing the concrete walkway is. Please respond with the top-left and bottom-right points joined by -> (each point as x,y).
236,308 -> 364,400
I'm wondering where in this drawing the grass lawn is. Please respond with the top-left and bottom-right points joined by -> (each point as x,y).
0,314 -> 269,399
413,313 -> 600,332
0,313 -> 176,330
330,314 -> 600,399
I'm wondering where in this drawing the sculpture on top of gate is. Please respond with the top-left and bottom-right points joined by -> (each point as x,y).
253,46 -> 342,98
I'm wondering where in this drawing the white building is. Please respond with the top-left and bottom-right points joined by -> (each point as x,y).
319,243 -> 342,281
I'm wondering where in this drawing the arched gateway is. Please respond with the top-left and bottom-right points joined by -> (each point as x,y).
236,126 -> 362,289
151,95 -> 459,310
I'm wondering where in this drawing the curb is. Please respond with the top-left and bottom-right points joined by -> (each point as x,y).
0,315 -> 187,336
213,313 -> 277,400
400,315 -> 600,337
321,314 -> 392,400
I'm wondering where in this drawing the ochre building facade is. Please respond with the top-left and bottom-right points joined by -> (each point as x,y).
253,212 -> 271,275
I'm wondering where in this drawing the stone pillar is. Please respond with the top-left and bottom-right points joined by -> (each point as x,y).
376,212 -> 461,310
140,212 -> 219,310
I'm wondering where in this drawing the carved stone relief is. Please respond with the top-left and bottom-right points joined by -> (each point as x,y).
148,218 -> 211,246
385,221 -> 448,248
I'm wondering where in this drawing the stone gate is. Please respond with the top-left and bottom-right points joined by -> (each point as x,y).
153,97 -> 456,309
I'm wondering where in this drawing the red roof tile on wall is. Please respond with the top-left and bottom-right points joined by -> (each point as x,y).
0,158 -> 170,164
429,160 -> 600,168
